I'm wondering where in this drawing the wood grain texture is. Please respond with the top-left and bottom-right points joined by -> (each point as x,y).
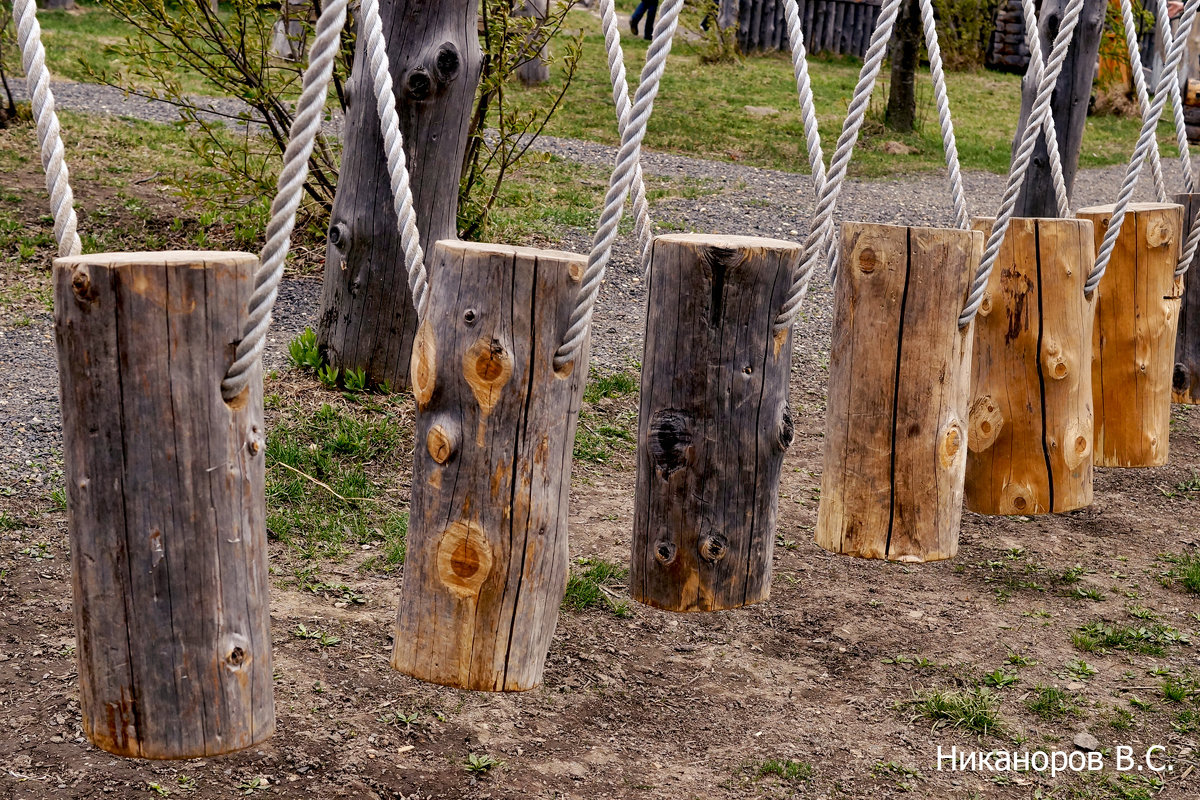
1172,193 -> 1200,403
631,234 -> 800,612
54,251 -> 273,759
816,223 -> 981,562
318,1 -> 481,390
392,240 -> 589,691
965,217 -> 1096,515
1078,202 -> 1184,467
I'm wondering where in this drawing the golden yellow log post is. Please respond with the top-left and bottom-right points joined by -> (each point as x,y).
964,218 -> 1097,515
54,251 -> 274,759
815,223 -> 983,562
631,234 -> 801,612
1077,203 -> 1184,467
391,241 -> 589,691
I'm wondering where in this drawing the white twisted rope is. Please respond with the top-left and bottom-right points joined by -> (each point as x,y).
222,0 -> 348,399
1017,0 -> 1071,217
783,0 -> 838,269
773,0 -> 903,333
598,0 -> 654,279
1153,0 -> 1200,278
1122,0 -> 1167,200
553,0 -> 685,370
14,0 -> 80,258
959,0 -> 1087,327
1157,0 -> 1196,197
359,0 -> 429,315
918,0 -> 969,230
1086,0 -> 1200,295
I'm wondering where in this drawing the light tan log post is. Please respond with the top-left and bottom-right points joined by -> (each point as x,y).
631,234 -> 801,612
54,252 -> 273,759
815,223 -> 982,562
392,241 -> 589,691
964,218 -> 1096,515
1172,194 -> 1200,403
1077,203 -> 1184,467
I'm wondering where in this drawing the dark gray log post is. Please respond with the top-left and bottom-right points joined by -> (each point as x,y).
1012,0 -> 1107,217
54,251 -> 273,759
318,1 -> 482,390
632,234 -> 801,612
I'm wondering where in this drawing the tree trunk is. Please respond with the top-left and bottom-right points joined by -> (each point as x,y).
1012,0 -> 1107,217
1078,202 -> 1184,467
885,0 -> 920,133
318,1 -> 482,390
392,240 -> 589,691
54,251 -> 273,759
515,0 -> 550,87
1173,193 -> 1200,402
965,217 -> 1096,515
631,234 -> 800,613
816,223 -> 982,562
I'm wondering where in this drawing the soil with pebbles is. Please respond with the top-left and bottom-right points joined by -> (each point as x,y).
3,85 -> 1200,799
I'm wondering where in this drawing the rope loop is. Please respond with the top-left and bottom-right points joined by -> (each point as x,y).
553,0 -> 686,371
14,0 -> 81,258
959,0 -> 1088,329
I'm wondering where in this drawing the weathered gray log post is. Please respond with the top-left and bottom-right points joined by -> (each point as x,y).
1173,194 -> 1200,403
318,1 -> 482,389
632,234 -> 800,612
54,251 -> 273,759
392,241 -> 589,691
515,0 -> 550,86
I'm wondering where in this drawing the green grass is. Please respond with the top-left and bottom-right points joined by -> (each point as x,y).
1027,685 -> 1083,721
562,557 -> 631,616
501,3 -> 1164,178
908,687 -> 1004,736
265,401 -> 408,564
573,368 -> 640,465
752,758 -> 813,784
1158,552 -> 1200,595
1072,621 -> 1191,656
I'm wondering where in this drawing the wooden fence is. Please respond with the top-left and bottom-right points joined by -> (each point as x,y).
731,0 -> 883,56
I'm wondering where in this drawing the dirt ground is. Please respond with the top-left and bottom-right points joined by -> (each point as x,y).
2,130 -> 1200,800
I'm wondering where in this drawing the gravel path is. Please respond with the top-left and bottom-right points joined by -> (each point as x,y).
1,77 -> 1194,500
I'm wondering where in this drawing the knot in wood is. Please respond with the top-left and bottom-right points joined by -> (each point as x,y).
71,266 -> 96,303
857,247 -> 879,273
435,44 -> 461,81
777,405 -> 795,451
1146,220 -> 1174,249
226,646 -> 246,667
435,521 -> 493,598
426,424 -> 455,465
653,540 -> 677,565
1175,363 -> 1191,393
647,409 -> 693,479
328,221 -> 349,251
406,68 -> 433,101
464,338 -> 513,414
462,308 -> 478,326
698,535 -> 728,563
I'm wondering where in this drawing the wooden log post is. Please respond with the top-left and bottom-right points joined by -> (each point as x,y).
53,252 -> 273,759
1077,203 -> 1184,467
815,223 -> 982,562
1172,194 -> 1200,403
631,234 -> 801,613
964,217 -> 1097,515
391,241 -> 589,691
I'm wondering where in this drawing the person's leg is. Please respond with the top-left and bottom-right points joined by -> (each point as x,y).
643,0 -> 658,39
631,1 -> 646,35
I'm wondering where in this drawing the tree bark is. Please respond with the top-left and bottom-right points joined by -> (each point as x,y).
318,1 -> 482,390
515,0 -> 551,87
1173,193 -> 1200,402
631,234 -> 800,613
1078,202 -> 1184,467
392,240 -> 589,691
965,217 -> 1096,515
54,251 -> 273,759
816,223 -> 982,562
885,0 -> 920,133
1012,0 -> 1107,217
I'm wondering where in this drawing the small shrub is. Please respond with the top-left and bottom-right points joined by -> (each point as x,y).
288,327 -> 323,371
932,0 -> 1002,71
465,753 -> 502,775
